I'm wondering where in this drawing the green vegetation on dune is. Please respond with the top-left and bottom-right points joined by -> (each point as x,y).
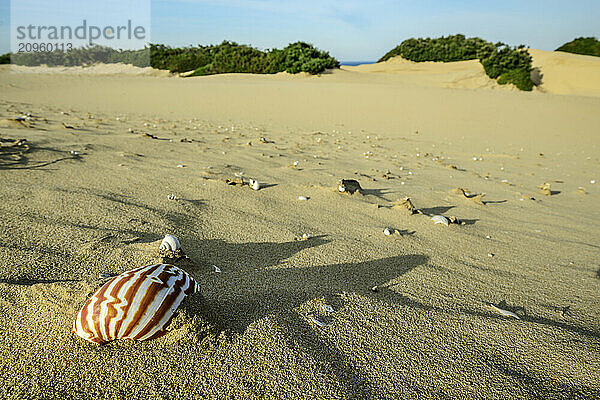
6,46 -> 151,68
379,35 -> 498,63
497,69 -> 533,91
379,34 -> 534,91
159,41 -> 339,76
2,41 -> 339,75
556,37 -> 600,57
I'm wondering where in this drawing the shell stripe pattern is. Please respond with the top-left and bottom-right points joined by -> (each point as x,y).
73,264 -> 199,344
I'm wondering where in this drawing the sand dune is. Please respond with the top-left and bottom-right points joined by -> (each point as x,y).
342,49 -> 600,96
0,54 -> 599,398
529,49 -> 600,96
342,57 -> 513,90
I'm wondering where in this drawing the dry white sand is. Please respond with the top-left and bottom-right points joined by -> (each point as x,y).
0,53 -> 599,399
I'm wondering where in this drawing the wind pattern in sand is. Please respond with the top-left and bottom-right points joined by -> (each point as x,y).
73,264 -> 198,344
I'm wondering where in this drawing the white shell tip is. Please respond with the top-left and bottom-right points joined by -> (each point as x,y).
302,233 -> 311,240
251,181 -> 261,191
431,215 -> 449,226
383,228 -> 392,236
159,234 -> 181,251
298,195 -> 309,201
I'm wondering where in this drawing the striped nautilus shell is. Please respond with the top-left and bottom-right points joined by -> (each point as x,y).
73,264 -> 199,344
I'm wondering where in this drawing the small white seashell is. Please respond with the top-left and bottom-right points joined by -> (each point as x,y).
99,273 -> 112,279
431,215 -> 449,226
159,234 -> 181,251
293,161 -> 299,166
591,180 -> 596,184
298,195 -> 309,201
302,233 -> 311,240
176,164 -> 185,168
310,317 -> 327,327
251,180 -> 261,191
383,228 -> 393,236
70,150 -> 79,155
338,185 -> 346,193
323,305 -> 334,313
167,194 -> 178,200
213,265 -> 221,273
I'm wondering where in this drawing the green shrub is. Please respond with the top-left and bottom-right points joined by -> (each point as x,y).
185,41 -> 338,76
0,53 -> 10,64
497,69 -> 533,91
379,35 -> 496,63
480,45 -> 531,79
379,35 -> 533,91
556,37 -> 600,57
279,42 -> 338,74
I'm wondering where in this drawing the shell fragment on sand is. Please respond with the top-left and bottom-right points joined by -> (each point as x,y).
225,177 -> 245,186
488,303 -> 521,319
159,234 -> 181,251
250,179 -> 261,191
298,195 -> 309,201
431,215 -> 450,226
537,182 -> 552,196
451,188 -> 486,205
392,197 -> 417,214
73,264 -> 199,344
310,317 -> 327,327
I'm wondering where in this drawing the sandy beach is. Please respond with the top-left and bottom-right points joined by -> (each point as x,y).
0,49 -> 599,399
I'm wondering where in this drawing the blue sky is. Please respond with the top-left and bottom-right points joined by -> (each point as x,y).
1,0 -> 599,60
